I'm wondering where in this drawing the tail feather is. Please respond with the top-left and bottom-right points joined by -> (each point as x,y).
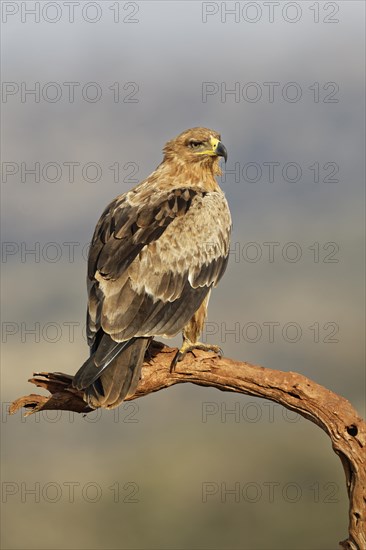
73,336 -> 136,390
73,337 -> 150,409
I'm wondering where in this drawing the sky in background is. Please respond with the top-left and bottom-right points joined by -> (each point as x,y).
1,1 -> 365,549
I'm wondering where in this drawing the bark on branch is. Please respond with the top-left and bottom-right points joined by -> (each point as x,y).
9,342 -> 366,548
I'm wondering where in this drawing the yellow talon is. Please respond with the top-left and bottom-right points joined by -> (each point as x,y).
170,341 -> 223,372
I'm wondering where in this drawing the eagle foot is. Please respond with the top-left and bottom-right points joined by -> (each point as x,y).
170,342 -> 223,372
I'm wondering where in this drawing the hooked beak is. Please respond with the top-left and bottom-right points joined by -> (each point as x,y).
209,136 -> 228,163
214,140 -> 228,163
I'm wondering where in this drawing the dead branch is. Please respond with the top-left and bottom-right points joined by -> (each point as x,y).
9,342 -> 366,549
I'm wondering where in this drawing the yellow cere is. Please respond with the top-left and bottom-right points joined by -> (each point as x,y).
196,136 -> 221,156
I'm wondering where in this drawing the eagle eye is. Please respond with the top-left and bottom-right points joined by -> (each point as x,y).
188,140 -> 204,149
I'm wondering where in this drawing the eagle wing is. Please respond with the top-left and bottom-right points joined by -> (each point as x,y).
86,186 -> 231,356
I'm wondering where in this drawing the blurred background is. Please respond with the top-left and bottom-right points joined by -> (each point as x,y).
1,1 -> 365,548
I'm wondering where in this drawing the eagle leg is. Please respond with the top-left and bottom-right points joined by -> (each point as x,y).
170,292 -> 222,372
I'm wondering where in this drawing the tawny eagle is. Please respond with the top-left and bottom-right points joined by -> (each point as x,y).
73,127 -> 231,408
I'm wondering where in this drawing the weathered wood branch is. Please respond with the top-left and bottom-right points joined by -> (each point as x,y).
9,342 -> 366,548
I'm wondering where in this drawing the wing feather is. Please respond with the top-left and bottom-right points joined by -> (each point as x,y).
86,187 -> 231,354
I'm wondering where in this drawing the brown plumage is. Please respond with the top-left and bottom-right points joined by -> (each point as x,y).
73,127 -> 232,409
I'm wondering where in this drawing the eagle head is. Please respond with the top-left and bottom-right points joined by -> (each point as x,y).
162,127 -> 228,168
